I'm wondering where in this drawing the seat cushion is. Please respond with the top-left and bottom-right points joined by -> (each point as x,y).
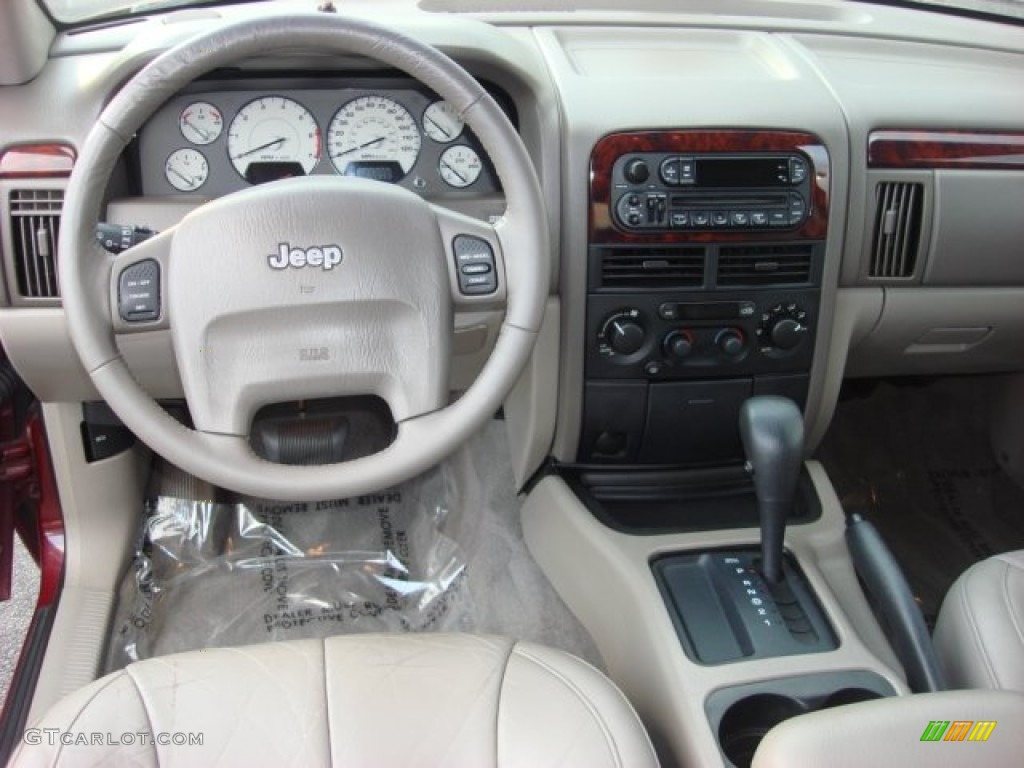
934,550 -> 1024,691
12,633 -> 659,768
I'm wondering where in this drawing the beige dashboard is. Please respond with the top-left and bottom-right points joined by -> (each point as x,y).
0,0 -> 1023,483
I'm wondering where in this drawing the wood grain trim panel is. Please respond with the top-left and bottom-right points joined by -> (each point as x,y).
589,130 -> 829,245
868,130 -> 1024,170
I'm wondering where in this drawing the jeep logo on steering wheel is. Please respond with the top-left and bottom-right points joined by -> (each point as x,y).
269,242 -> 343,270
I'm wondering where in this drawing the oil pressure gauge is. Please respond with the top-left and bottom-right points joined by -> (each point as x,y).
438,145 -> 482,188
165,148 -> 209,192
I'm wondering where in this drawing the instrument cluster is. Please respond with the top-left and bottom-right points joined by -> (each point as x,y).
138,79 -> 503,200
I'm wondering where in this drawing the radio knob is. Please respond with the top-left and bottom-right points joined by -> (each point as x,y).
663,330 -> 694,360
716,328 -> 745,357
624,158 -> 650,185
770,317 -> 803,350
607,318 -> 646,356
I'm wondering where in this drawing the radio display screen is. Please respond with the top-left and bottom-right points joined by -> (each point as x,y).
696,157 -> 789,187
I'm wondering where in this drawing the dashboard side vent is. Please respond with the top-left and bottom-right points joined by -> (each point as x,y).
600,247 -> 705,289
716,244 -> 813,286
869,182 -> 923,279
9,189 -> 63,298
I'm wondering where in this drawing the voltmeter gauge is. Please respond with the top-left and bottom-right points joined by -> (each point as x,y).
178,101 -> 223,145
438,145 -> 482,188
165,148 -> 209,192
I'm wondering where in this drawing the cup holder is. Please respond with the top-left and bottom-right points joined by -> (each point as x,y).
718,694 -> 806,768
822,687 -> 884,708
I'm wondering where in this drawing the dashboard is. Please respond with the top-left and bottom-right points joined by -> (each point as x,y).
137,77 -> 506,201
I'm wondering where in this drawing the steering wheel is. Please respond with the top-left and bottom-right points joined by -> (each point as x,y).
59,13 -> 549,501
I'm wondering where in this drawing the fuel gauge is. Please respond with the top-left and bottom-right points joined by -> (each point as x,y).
165,148 -> 209,192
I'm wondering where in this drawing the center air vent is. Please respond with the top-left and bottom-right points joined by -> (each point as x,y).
9,189 -> 63,298
600,247 -> 705,289
716,244 -> 813,286
869,182 -> 923,279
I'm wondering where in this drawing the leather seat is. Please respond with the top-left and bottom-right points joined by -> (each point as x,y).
12,633 -> 659,767
933,550 -> 1024,691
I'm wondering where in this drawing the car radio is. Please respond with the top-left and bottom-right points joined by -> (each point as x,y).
611,152 -> 812,232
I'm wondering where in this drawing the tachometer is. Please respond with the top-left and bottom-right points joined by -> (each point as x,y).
327,96 -> 421,180
227,96 -> 321,183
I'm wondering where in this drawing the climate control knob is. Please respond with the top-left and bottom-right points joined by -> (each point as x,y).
599,309 -> 647,359
769,317 -> 803,350
663,330 -> 694,360
758,303 -> 809,352
608,319 -> 646,355
716,328 -> 745,357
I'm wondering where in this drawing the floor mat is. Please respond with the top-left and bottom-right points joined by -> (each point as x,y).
106,421 -> 602,671
815,376 -> 1024,626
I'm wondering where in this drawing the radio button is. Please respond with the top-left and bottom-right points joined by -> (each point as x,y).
659,158 -> 681,185
712,211 -> 730,227
624,158 -> 650,184
731,211 -> 750,227
679,158 -> 696,183
790,157 -> 808,184
750,211 -> 769,227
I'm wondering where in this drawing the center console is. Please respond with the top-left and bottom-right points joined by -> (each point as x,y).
580,130 -> 829,466
541,130 -> 907,767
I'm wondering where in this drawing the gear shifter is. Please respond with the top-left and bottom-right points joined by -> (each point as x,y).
739,396 -> 804,583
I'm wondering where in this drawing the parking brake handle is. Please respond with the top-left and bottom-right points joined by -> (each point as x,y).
739,396 -> 804,583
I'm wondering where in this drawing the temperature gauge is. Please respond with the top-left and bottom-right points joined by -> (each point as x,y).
438,145 -> 482,188
165,148 -> 209,192
178,101 -> 223,145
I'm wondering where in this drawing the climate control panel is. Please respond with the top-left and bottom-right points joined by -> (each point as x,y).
587,291 -> 817,380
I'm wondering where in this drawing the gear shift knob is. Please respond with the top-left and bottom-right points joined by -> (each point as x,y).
739,396 -> 804,583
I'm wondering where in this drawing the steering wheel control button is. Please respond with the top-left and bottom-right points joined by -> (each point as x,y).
118,260 -> 160,322
453,235 -> 497,295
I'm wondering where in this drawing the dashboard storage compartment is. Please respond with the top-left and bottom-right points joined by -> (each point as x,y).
641,379 -> 751,464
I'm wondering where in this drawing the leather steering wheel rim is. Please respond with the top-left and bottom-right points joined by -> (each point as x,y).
59,13 -> 549,501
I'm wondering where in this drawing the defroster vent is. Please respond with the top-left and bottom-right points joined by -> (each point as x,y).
716,244 -> 813,286
600,247 -> 705,289
870,182 -> 923,279
10,189 -> 63,298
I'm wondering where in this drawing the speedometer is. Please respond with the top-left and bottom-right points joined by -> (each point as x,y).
327,96 -> 421,180
227,96 -> 321,183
